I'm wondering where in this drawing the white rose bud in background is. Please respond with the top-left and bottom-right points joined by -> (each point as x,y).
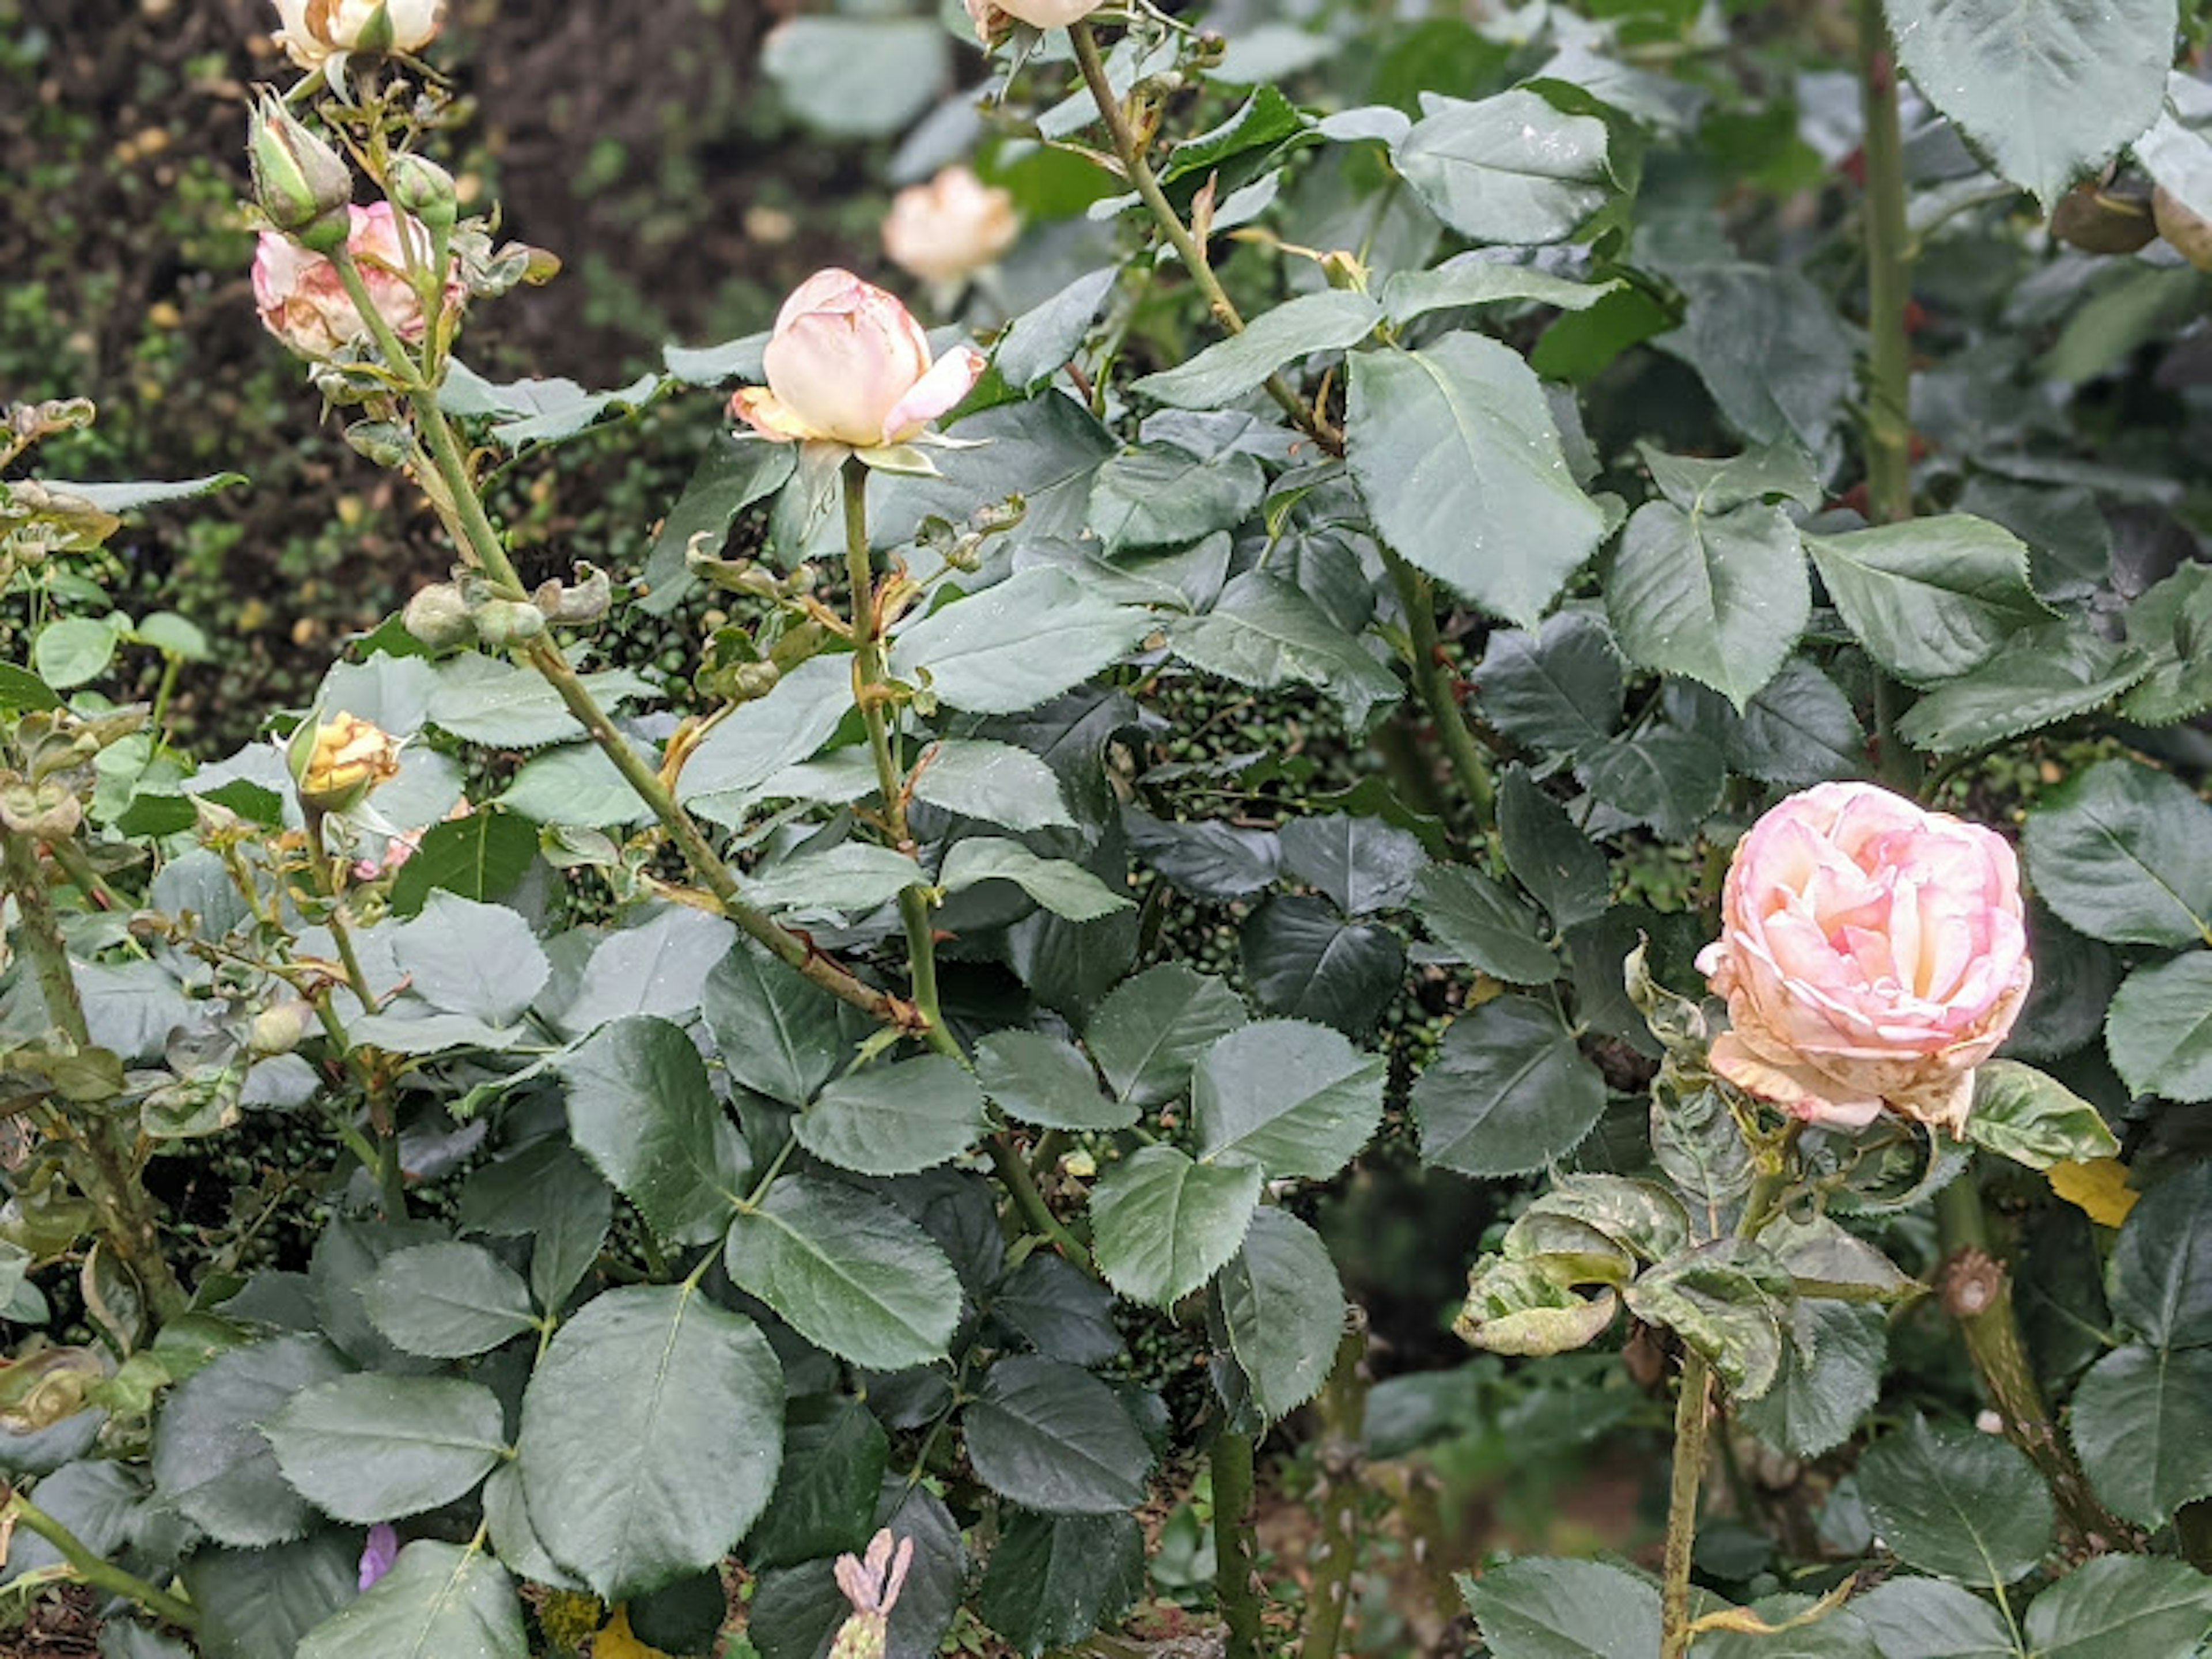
882,166 -> 1019,288
730,269 -> 984,449
271,0 -> 445,70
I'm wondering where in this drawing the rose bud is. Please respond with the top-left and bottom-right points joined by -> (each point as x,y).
247,95 -> 353,253
387,153 -> 459,240
1695,781 -> 2031,1138
402,581 -> 473,650
882,166 -> 1019,286
271,0 -> 445,70
253,202 -> 466,359
729,269 -> 984,450
287,710 -> 403,815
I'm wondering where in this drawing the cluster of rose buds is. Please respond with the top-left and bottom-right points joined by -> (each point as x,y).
1697,781 -> 2031,1137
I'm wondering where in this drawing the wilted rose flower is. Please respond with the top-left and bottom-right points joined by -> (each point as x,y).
730,269 -> 984,449
357,1522 -> 399,1590
883,166 -> 1019,286
1695,781 -> 2030,1137
289,711 -> 403,815
272,0 -> 444,70
963,0 -> 1104,42
254,202 -> 464,359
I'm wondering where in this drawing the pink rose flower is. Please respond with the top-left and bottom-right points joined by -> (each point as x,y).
253,202 -> 464,359
882,166 -> 1020,286
272,0 -> 444,70
1695,781 -> 2031,1137
964,0 -> 1104,41
729,269 -> 984,449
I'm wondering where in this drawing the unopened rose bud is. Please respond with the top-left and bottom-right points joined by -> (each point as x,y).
403,582 -> 472,649
472,598 -> 546,647
882,166 -> 1019,287
287,710 -> 403,815
730,661 -> 782,700
248,96 -> 353,254
730,270 -> 984,450
387,153 -> 458,239
271,0 -> 445,72
249,1000 -> 316,1056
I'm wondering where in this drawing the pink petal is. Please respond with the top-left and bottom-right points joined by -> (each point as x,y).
882,344 -> 986,441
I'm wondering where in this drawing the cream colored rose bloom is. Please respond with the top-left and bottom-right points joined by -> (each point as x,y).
291,711 -> 403,813
272,0 -> 444,68
964,0 -> 1104,41
1696,781 -> 2031,1137
730,269 -> 984,448
882,167 -> 1018,286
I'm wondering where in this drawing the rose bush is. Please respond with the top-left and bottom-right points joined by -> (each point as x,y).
3,0 -> 2212,1653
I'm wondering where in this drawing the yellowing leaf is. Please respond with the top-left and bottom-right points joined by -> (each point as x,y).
595,1608 -> 676,1659
2050,1157 -> 2139,1227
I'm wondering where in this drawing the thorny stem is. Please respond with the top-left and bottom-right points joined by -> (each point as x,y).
1297,1319 -> 1372,1659
0,830 -> 187,1320
5,1488 -> 200,1628
1659,1349 -> 1712,1659
1210,1425 -> 1265,1659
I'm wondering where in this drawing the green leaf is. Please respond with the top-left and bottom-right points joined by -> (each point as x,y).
33,617 -> 120,689
560,1016 -> 750,1246
1238,895 -> 1404,1036
722,1176 -> 960,1370
426,656 -> 657,748
1412,997 -> 1606,1176
2120,560 -> 2212,725
1458,1556 -> 1661,1658
678,654 -> 855,816
2069,1343 -> 2212,1528
1845,1577 -> 2014,1659
2109,1162 -> 2212,1348
2024,759 -> 2212,948
389,893 -> 547,1027
1277,812 -> 1428,915
743,1395 -> 889,1572
702,937 -> 862,1110
1737,1301 -> 1885,1459
388,809 -> 536,916
1345,335 -> 1607,626
747,842 -> 926,916
1393,89 -> 1612,243
1411,863 -> 1559,984
796,1055 -> 987,1177
889,569 -> 1150,715
52,472 -> 244,514
1380,259 -> 1621,325
299,1541 -> 524,1659
0,662 -> 59,713
1621,1238 -> 1793,1398
1193,1020 -> 1386,1180
1,1461 -> 141,1585
1885,0 -> 2175,209
1497,769 -> 1608,929
362,1243 -> 538,1359
990,1252 -> 1123,1367
481,1463 -> 578,1590
640,435 -> 795,615
1856,1415 -> 2052,1586
1604,498 -> 1808,711
267,1376 -> 506,1524
978,1510 -> 1147,1659
963,1356 -> 1152,1515
496,740 -> 656,829
747,1480 -> 964,1659
1802,516 -> 2051,685
1131,291 -> 1382,409
1218,1208 -> 1346,1421
181,1534 -> 359,1659
2022,1554 -> 2212,1657
758,15 -> 947,137
940,836 -> 1132,922
1171,570 -> 1403,728
1642,440 -> 1824,515
1088,446 -> 1264,553
460,1140 -> 613,1315
975,1030 -> 1135,1132
1896,622 -> 2152,753
441,363 -> 664,449
1090,1144 -> 1263,1307
151,1335 -> 349,1547
2107,952 -> 2212,1103
1475,613 -> 1623,756
1960,1060 -> 2119,1169
1576,728 -> 1729,840
1087,964 -> 1249,1111
992,268 -> 1117,394
1654,264 -> 1856,454
912,738 -> 1076,832
1161,83 -> 1310,181
518,1284 -> 783,1603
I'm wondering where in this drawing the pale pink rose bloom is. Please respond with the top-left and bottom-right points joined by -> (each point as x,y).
730,269 -> 984,448
253,203 -> 463,359
1695,781 -> 2031,1137
965,0 -> 1104,38
272,0 -> 444,69
882,167 -> 1019,286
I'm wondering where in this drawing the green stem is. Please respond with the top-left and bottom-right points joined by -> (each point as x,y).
6,1490 -> 199,1628
0,831 -> 187,1321
298,830 -> 408,1218
1069,21 -> 1328,450
1659,1349 -> 1712,1659
987,1135 -> 1093,1271
1856,0 -> 1914,530
1297,1320 -> 1372,1659
1383,548 -> 1495,844
1210,1426 -> 1264,1659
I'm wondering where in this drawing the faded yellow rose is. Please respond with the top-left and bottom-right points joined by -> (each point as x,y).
289,711 -> 402,813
